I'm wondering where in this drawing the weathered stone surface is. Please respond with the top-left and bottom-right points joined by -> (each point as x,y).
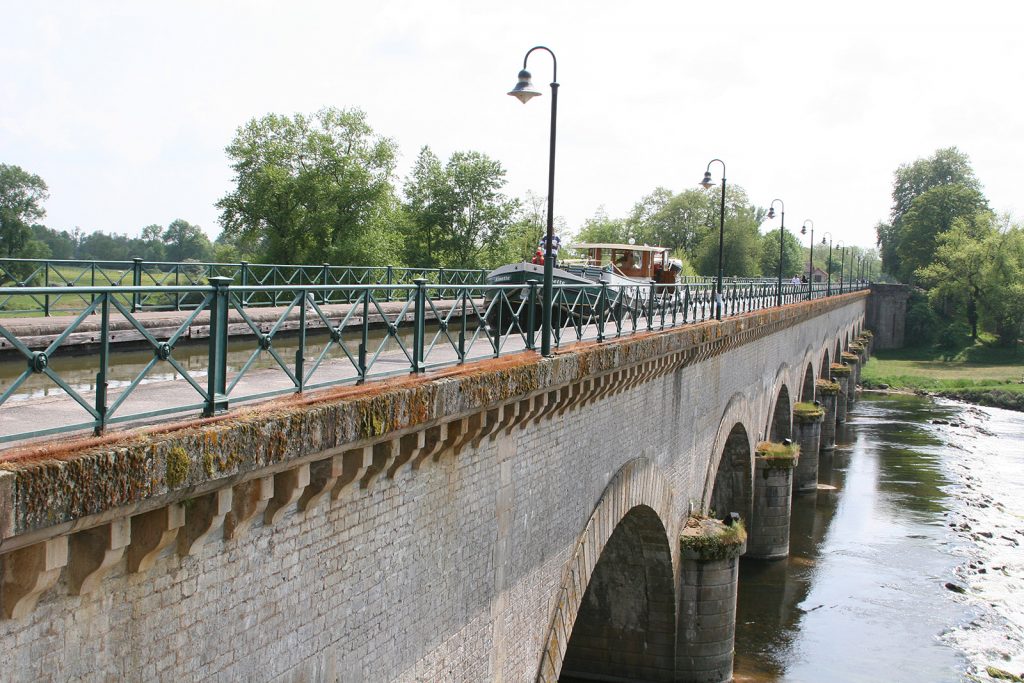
0,293 -> 868,681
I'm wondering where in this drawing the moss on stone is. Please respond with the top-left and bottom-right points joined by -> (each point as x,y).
859,330 -> 874,339
815,378 -> 841,395
830,363 -> 852,377
165,447 -> 189,488
841,352 -> 859,364
793,401 -> 824,422
679,517 -> 747,561
756,440 -> 800,468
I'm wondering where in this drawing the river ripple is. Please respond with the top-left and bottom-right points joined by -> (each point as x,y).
734,393 -> 1024,683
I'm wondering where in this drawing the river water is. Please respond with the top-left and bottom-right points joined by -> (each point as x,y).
734,393 -> 1024,683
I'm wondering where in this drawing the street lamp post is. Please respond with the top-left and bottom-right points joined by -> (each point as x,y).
767,199 -> 786,306
801,220 -> 814,301
508,46 -> 559,357
821,233 -> 833,296
836,241 -> 846,294
700,160 -> 727,320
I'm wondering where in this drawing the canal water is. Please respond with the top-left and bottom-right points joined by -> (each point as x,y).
735,393 -> 1024,682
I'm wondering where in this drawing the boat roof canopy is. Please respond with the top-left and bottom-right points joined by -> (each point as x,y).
570,243 -> 670,253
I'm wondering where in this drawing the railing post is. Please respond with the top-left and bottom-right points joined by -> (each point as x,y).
683,284 -> 691,324
43,261 -> 50,317
94,293 -> 110,435
526,281 -> 538,350
321,263 -> 330,305
386,265 -> 393,302
204,276 -> 231,416
597,282 -> 607,343
239,260 -> 249,307
131,257 -> 143,312
358,288 -> 369,383
438,268 -> 446,299
458,287 -> 467,361
647,282 -> 656,331
296,290 -> 307,391
412,278 -> 427,373
90,262 -> 97,310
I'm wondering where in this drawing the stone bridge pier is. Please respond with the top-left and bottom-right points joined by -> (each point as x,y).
0,292 -> 868,682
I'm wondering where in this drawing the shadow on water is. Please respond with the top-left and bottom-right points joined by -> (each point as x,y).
734,393 -> 967,683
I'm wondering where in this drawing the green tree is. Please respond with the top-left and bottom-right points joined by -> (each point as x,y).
402,147 -> 519,269
162,219 -> 212,262
0,164 -> 49,257
759,228 -> 803,281
217,107 -> 400,265
574,207 -> 630,244
876,147 -> 989,281
628,188 -> 712,261
692,185 -> 763,277
479,191 -> 545,269
919,215 -> 1024,345
896,184 -> 988,282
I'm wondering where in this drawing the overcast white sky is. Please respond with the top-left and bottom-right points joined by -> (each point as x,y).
2,1 -> 1021,252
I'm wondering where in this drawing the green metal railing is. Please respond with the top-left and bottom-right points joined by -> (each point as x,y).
0,279 -> 867,444
0,257 -> 488,317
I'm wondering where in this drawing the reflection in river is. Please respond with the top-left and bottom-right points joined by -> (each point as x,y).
734,393 -> 1024,683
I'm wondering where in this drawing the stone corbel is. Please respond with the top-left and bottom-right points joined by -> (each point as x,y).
451,414 -> 483,457
492,402 -> 518,437
68,518 -> 130,595
224,476 -> 274,540
520,393 -> 547,426
298,455 -> 344,513
472,406 -> 504,447
387,432 -> 424,478
410,425 -> 448,471
178,489 -> 233,557
556,384 -> 579,417
332,447 -> 374,499
434,418 -> 466,461
1,537 -> 68,620
127,504 -> 184,574
535,390 -> 562,423
361,440 -> 397,489
505,397 -> 532,435
264,464 -> 311,525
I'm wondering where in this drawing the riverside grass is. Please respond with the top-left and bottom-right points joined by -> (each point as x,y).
861,341 -> 1024,411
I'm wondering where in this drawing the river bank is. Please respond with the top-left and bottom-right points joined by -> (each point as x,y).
860,344 -> 1024,412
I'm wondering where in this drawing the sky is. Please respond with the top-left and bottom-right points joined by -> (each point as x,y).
2,1 -> 1022,253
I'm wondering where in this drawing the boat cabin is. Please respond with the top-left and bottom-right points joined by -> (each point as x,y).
569,243 -> 680,283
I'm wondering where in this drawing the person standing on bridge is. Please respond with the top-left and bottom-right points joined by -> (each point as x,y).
538,234 -> 561,268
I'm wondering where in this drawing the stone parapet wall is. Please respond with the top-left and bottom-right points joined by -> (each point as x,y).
0,292 -> 868,682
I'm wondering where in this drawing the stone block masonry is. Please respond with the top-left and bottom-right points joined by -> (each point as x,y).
0,292 -> 868,681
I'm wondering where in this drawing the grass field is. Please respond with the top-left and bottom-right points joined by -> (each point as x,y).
860,338 -> 1024,410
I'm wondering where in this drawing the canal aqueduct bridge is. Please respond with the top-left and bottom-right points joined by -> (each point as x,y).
0,289 -> 878,681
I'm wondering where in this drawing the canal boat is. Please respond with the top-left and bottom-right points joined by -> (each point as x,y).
484,242 -> 682,331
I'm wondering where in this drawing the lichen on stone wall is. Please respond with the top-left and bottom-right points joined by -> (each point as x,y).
165,447 -> 189,488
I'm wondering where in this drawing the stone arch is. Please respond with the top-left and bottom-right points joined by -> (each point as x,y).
559,505 -> 676,681
769,384 -> 793,441
537,458 -> 675,681
820,347 -> 831,378
801,363 -> 815,401
834,339 -> 842,362
703,405 -> 754,524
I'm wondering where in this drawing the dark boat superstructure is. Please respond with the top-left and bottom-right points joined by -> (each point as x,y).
484,243 -> 681,331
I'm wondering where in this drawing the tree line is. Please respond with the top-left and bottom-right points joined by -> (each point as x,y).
3,106 -> 881,283
876,147 -> 1024,347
